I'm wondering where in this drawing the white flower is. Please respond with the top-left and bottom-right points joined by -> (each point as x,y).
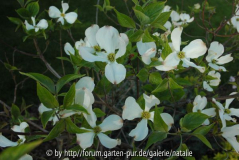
221,124 -> 239,153
76,113 -> 123,149
49,1 -> 78,25
213,92 -> 239,128
64,42 -> 75,55
206,41 -> 233,71
203,71 -> 221,92
164,21 -> 172,30
230,6 -> 239,32
162,5 -> 171,13
192,95 -> 216,125
136,40 -> 156,65
194,3 -> 200,9
75,39 -> 86,50
155,57 -> 176,71
0,122 -> 29,147
38,103 -> 59,125
25,17 -> 48,32
162,27 -> 207,72
122,94 -> 174,141
79,25 -> 129,84
170,10 -> 180,23
178,13 -> 194,25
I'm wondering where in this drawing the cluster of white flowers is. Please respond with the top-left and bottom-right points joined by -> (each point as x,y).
212,92 -> 239,152
162,5 -> 194,31
25,1 -> 78,32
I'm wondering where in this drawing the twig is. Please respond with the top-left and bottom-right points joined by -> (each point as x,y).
96,0 -> 100,24
0,129 -> 48,135
59,30 -> 66,75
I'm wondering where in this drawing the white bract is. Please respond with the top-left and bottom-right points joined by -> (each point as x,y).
25,17 -> 48,32
206,41 -> 233,71
213,92 -> 239,128
229,76 -> 237,89
230,5 -> 239,32
164,21 -> 172,30
203,71 -> 221,92
60,77 -> 97,127
76,113 -> 123,149
170,10 -> 180,25
162,5 -> 171,13
178,13 -> 194,25
122,94 -> 173,141
221,124 -> 239,153
0,122 -> 28,147
79,25 -> 129,84
194,3 -> 200,9
19,154 -> 33,160
38,103 -> 59,125
192,95 -> 216,125
49,1 -> 78,25
161,27 -> 207,72
136,40 -> 156,65
64,40 -> 86,55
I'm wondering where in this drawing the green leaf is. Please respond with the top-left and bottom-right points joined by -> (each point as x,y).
0,140 -> 42,160
65,118 -> 90,134
161,42 -> 173,60
149,72 -> 162,85
63,83 -> 75,108
205,75 -> 218,81
147,60 -> 162,67
4,63 -> 18,71
41,110 -> 55,129
181,113 -> 209,131
143,1 -> 165,21
8,17 -> 22,25
16,8 -> 31,19
66,104 -> 89,114
94,76 -> 112,96
133,8 -> 150,24
26,1 -> 39,16
193,134 -> 213,149
169,78 -> 183,90
154,106 -> 168,132
95,5 -> 104,12
142,29 -> 155,42
56,74 -> 85,93
152,79 -> 168,93
37,83 -> 59,109
129,29 -> 144,42
17,0 -> 25,7
193,123 -> 214,135
44,120 -> 65,142
145,132 -> 167,150
11,104 -> 21,120
151,11 -> 171,28
137,68 -> 149,82
132,0 -> 139,5
114,9 -> 136,28
20,72 -> 55,94
93,108 -> 106,117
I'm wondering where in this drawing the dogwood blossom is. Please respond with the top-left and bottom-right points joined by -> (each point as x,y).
25,17 -> 48,32
76,113 -> 123,149
203,71 -> 221,92
178,13 -> 194,25
79,25 -> 129,84
122,94 -> 174,141
60,77 -> 96,127
206,41 -> 233,71
38,103 -> 59,125
213,92 -> 239,128
230,5 -> 239,32
64,40 -> 86,55
49,1 -> 78,25
192,95 -> 216,125
221,124 -> 239,153
161,27 -> 207,72
136,40 -> 156,65
194,3 -> 200,9
0,122 -> 28,147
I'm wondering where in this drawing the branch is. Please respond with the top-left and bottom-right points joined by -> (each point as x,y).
208,93 -> 239,101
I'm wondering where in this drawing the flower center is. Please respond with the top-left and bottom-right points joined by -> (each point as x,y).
197,109 -> 201,113
225,109 -> 231,114
61,13 -> 65,17
177,51 -> 185,59
94,45 -> 101,52
141,111 -> 151,119
107,53 -> 116,62
212,59 -> 217,64
93,126 -> 102,134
